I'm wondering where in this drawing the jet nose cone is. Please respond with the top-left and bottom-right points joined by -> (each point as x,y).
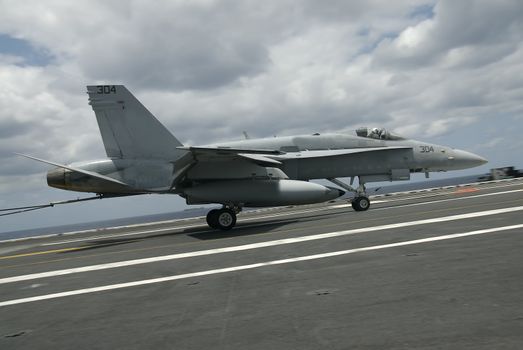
451,149 -> 488,169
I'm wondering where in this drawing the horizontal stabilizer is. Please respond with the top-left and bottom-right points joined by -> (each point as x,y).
16,153 -> 130,187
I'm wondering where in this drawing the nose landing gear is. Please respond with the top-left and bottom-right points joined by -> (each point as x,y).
351,196 -> 370,211
327,177 -> 370,212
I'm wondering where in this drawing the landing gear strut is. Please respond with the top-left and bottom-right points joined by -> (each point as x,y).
327,177 -> 370,212
206,205 -> 241,230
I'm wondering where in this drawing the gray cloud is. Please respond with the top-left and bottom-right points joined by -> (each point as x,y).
372,0 -> 523,69
77,6 -> 272,90
0,119 -> 31,139
0,0 -> 521,233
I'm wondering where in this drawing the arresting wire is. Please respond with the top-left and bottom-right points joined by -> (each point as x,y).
0,195 -> 104,217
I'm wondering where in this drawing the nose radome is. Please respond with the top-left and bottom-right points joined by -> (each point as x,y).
451,149 -> 488,169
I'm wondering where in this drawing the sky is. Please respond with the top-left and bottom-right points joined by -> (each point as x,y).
1,0 -> 522,233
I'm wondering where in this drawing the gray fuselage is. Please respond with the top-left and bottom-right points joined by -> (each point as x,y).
202,133 -> 483,181
47,132 -> 486,196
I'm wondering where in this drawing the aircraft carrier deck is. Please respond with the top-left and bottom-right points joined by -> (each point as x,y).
1,178 -> 523,349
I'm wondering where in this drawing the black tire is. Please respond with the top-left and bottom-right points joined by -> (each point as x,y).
352,196 -> 370,211
206,209 -> 220,229
216,208 -> 237,230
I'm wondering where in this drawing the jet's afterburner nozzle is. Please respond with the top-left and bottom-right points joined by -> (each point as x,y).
46,167 -> 66,189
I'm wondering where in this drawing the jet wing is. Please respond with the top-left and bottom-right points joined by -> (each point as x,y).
177,146 -> 412,165
269,146 -> 413,160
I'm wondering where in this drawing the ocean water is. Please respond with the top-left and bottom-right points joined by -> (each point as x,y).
0,174 -> 485,241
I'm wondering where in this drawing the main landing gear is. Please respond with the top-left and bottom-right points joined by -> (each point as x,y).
327,177 -> 370,212
206,205 -> 242,230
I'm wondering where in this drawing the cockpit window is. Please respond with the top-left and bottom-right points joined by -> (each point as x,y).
355,127 -> 405,141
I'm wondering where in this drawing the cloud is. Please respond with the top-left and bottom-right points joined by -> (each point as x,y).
0,0 -> 522,233
372,0 -> 523,71
0,0 -> 435,91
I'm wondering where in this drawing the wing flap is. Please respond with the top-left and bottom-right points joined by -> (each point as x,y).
177,146 -> 284,156
237,153 -> 282,165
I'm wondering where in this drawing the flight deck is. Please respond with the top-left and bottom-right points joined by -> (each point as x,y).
1,178 -> 523,349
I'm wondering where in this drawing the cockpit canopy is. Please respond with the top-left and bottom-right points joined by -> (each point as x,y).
355,127 -> 406,141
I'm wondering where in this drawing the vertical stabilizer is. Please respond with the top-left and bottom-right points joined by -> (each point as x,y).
87,85 -> 184,160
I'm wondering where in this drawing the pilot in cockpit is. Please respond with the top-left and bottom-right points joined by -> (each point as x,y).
356,126 -> 405,141
369,127 -> 383,139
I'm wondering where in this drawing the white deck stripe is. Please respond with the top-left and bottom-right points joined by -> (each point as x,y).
374,188 -> 523,211
1,223 -> 522,307
1,206 -> 523,285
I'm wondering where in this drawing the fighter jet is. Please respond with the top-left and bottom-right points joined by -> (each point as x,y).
21,85 -> 488,230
